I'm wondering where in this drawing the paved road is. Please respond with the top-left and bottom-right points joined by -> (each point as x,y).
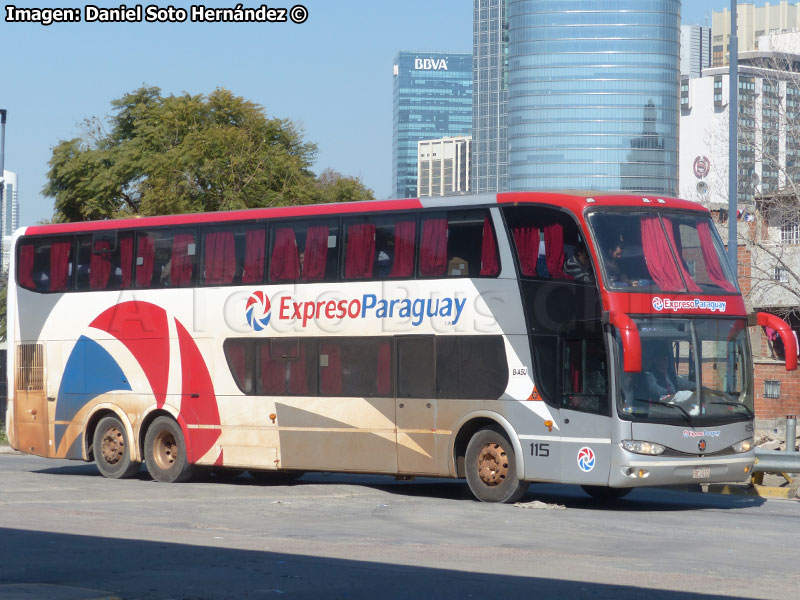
0,452 -> 798,600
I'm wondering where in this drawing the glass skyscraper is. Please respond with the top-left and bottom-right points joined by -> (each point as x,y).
506,0 -> 680,194
392,52 -> 472,199
473,0 -> 509,193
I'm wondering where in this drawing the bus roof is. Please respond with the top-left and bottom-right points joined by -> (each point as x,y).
24,191 -> 707,236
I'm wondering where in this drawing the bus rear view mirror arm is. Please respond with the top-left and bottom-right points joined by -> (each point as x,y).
756,312 -> 798,371
608,310 -> 641,373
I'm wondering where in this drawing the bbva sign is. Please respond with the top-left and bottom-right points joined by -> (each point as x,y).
414,58 -> 448,71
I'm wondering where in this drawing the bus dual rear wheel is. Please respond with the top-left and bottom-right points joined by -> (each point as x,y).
465,426 -> 529,503
144,416 -> 196,483
93,415 -> 141,479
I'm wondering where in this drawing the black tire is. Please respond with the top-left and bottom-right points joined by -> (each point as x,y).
93,415 -> 141,479
465,425 -> 529,503
582,485 -> 632,500
249,470 -> 303,485
144,416 -> 196,483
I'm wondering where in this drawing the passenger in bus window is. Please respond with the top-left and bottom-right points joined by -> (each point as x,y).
564,245 -> 593,283
605,234 -> 630,286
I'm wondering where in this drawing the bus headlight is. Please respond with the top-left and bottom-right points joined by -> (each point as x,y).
732,438 -> 753,453
620,440 -> 665,456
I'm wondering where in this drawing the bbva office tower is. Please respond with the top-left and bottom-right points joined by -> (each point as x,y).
503,0 -> 680,195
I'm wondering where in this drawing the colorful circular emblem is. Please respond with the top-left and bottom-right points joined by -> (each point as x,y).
698,439 -> 707,452
693,155 -> 710,179
577,447 -> 596,472
245,291 -> 271,331
652,297 -> 664,311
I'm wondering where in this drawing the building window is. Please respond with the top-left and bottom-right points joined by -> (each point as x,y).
764,379 -> 781,399
781,221 -> 800,245
774,267 -> 789,283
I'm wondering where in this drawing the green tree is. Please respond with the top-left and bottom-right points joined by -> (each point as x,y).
44,86 -> 373,221
315,169 -> 375,204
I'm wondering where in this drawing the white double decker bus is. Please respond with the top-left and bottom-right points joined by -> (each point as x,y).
6,192 -> 795,502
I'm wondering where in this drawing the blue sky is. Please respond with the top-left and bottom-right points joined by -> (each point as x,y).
1,1 -> 732,225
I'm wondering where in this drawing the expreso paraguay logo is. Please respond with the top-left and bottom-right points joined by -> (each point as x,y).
245,291 -> 272,331
245,291 -> 467,331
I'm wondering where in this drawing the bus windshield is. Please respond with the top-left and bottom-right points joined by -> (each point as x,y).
588,211 -> 738,294
617,317 -> 753,423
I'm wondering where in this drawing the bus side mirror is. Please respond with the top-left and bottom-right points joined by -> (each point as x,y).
756,312 -> 797,371
608,311 -> 641,373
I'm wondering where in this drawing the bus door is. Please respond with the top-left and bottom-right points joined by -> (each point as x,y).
12,343 -> 50,457
557,323 -> 612,485
395,336 -> 439,474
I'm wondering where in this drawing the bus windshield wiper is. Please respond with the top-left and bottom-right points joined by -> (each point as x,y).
633,398 -> 692,421
710,400 -> 754,417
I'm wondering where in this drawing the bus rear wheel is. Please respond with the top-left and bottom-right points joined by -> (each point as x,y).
465,426 -> 529,503
144,416 -> 196,483
93,416 -> 140,479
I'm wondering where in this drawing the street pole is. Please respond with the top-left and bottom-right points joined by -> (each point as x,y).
728,2 -> 739,274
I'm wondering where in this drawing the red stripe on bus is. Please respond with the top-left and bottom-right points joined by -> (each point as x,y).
25,198 -> 424,236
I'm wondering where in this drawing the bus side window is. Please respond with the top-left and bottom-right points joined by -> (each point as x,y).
419,210 -> 498,278
270,220 -> 338,283
436,336 -> 508,399
75,232 -> 131,291
561,337 -> 609,415
397,336 -> 435,398
201,225 -> 266,286
318,338 -> 393,397
343,215 -> 417,280
17,237 -> 74,292
135,230 -> 198,288
224,339 -> 255,394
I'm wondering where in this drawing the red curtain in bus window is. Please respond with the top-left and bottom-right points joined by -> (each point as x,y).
242,228 -> 266,284
345,224 -> 376,279
697,221 -> 737,292
90,240 -> 112,290
480,217 -> 499,276
544,223 -> 567,279
136,234 -> 155,287
302,225 -> 329,281
288,344 -> 311,395
389,220 -> 416,277
119,234 -> 134,288
420,218 -> 447,276
270,228 -> 300,281
377,342 -> 391,396
661,217 -> 702,292
18,244 -> 35,289
641,217 -> 686,291
259,350 -> 286,395
204,231 -> 236,285
49,239 -> 72,291
171,234 -> 195,286
512,226 -> 539,276
319,343 -> 342,396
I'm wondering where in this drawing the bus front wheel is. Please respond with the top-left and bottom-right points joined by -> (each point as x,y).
93,415 -> 141,479
144,417 -> 196,483
465,426 -> 529,503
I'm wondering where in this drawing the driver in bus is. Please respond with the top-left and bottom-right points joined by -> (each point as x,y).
639,343 -> 695,405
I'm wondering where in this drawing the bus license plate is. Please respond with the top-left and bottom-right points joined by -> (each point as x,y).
693,467 -> 711,479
